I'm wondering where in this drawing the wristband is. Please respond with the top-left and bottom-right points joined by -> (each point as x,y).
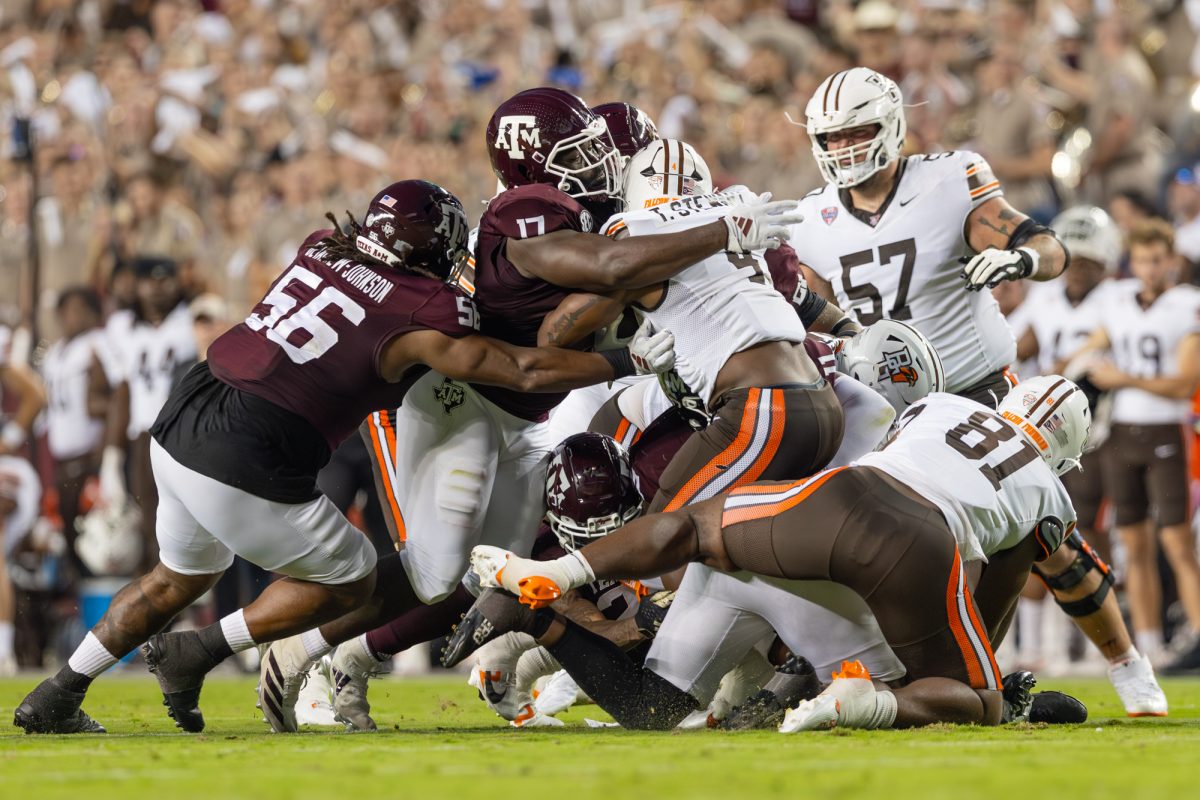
600,348 -> 636,379
1017,247 -> 1039,279
830,316 -> 859,338
1,421 -> 26,450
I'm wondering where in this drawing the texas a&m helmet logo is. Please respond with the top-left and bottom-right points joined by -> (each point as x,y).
877,345 -> 918,386
434,378 -> 466,414
494,116 -> 542,159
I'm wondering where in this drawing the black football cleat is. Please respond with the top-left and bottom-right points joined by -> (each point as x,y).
1029,691 -> 1088,724
13,677 -> 107,734
144,631 -> 217,733
724,655 -> 823,731
441,588 -> 542,668
1001,670 -> 1037,723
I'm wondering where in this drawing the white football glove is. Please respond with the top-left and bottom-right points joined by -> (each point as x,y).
629,320 -> 675,375
98,445 -> 127,510
961,247 -> 1037,291
722,192 -> 804,253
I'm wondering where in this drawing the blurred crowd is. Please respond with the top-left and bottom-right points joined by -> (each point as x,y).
4,0 -> 1200,674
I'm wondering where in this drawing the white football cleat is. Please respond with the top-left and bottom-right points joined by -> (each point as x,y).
780,694 -> 841,733
470,545 -> 567,608
469,665 -> 521,721
511,702 -> 565,728
294,656 -> 339,727
534,669 -> 583,717
259,635 -> 314,733
331,637 -> 384,731
1109,653 -> 1169,717
780,661 -> 888,733
471,545 -> 515,590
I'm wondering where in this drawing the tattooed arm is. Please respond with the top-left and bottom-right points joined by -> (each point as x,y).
965,196 -> 1068,282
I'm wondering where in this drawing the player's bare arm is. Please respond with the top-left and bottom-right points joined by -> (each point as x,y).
792,263 -> 861,336
962,196 -> 1068,289
538,292 -> 631,347
379,329 -> 667,394
552,589 -> 643,650
0,361 -> 46,454
1089,332 -> 1200,399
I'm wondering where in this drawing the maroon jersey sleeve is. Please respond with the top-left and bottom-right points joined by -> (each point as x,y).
803,334 -> 840,384
480,184 -> 595,242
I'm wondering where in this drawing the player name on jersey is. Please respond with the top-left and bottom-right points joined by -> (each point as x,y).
303,244 -> 395,304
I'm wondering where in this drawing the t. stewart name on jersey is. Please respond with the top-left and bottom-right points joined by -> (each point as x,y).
303,244 -> 396,304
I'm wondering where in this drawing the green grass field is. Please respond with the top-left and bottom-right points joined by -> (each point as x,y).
2,675 -> 1199,800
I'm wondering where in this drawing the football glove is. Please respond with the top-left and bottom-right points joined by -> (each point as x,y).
723,192 -> 804,253
961,247 -> 1037,291
634,590 -> 676,639
629,319 -> 675,375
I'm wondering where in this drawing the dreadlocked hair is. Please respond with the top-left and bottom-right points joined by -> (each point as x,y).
319,209 -> 386,264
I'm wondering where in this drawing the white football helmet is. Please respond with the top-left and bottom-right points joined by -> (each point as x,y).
623,139 -> 714,211
1051,206 -> 1121,274
75,504 -> 143,576
838,320 -> 945,414
997,375 -> 1092,476
804,68 -> 906,188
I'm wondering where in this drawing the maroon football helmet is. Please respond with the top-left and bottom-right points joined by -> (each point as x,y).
544,432 -> 644,552
355,180 -> 469,282
592,102 -> 660,158
486,87 -> 623,204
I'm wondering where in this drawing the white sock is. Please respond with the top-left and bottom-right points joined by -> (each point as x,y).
869,690 -> 899,729
219,610 -> 256,654
1136,630 -> 1164,657
1109,645 -> 1140,667
301,628 -> 333,661
515,645 -> 560,694
67,632 -> 120,678
356,633 -> 387,663
555,550 -> 596,590
0,621 -> 13,658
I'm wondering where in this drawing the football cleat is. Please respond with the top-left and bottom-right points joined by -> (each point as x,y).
725,655 -> 823,731
13,677 -> 107,734
1109,652 -> 1168,717
294,656 -> 338,727
779,661 -> 879,733
144,631 -> 218,733
331,638 -> 384,732
258,635 -> 314,733
471,545 -> 564,608
441,588 -> 544,668
1001,670 -> 1037,724
468,666 -> 520,721
1029,691 -> 1088,724
779,694 -> 841,733
533,669 -> 582,717
511,702 -> 565,728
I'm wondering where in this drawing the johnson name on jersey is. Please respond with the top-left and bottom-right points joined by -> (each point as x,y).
856,392 -> 1075,562
604,189 -> 806,405
792,152 -> 1014,393
1093,279 -> 1200,425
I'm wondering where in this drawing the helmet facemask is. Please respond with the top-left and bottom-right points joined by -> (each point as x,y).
545,118 -> 624,205
546,502 -> 643,553
811,116 -> 902,188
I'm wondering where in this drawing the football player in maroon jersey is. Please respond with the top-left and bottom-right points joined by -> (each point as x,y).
252,88 -> 802,732
12,180 -> 679,736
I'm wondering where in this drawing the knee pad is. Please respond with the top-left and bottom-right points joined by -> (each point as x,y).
1033,531 -> 1114,617
435,459 -> 488,526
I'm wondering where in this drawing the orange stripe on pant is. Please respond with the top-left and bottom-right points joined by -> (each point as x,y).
368,410 -> 406,543
665,388 -> 784,512
720,467 -> 847,527
944,545 -> 1000,690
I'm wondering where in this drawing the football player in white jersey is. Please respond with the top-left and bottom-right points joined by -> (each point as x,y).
444,376 -> 1093,730
1076,219 -> 1200,673
42,287 -> 116,577
790,67 -> 1069,406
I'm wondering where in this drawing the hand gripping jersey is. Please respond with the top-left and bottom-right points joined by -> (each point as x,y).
1091,279 -> 1200,425
471,184 -> 595,422
208,229 -> 479,450
1024,280 -> 1109,376
603,190 -> 806,405
855,392 -> 1075,562
792,152 -> 1015,393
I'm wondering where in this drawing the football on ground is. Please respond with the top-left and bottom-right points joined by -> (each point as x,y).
2,676 -> 1198,800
